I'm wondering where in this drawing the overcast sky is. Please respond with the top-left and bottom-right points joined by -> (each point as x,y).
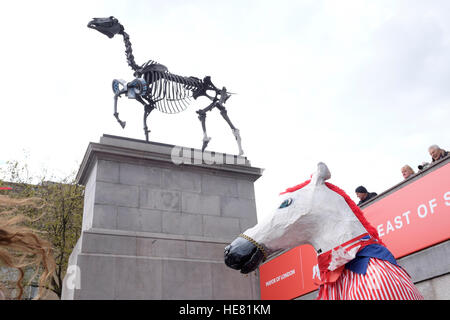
1,0 -> 449,220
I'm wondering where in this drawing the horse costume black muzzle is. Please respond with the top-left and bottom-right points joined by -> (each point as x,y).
224,234 -> 268,274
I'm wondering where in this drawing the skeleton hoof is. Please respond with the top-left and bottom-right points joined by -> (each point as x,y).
202,137 -> 211,151
232,129 -> 241,141
232,129 -> 244,156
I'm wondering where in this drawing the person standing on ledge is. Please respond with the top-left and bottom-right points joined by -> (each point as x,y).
401,165 -> 415,180
428,144 -> 449,163
355,186 -> 377,207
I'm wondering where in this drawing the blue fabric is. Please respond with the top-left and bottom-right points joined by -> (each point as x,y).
345,244 -> 398,275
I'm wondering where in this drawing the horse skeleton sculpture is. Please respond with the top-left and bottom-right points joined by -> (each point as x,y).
224,163 -> 423,300
87,16 -> 244,155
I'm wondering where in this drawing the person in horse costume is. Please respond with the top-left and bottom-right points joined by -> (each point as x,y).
224,163 -> 423,300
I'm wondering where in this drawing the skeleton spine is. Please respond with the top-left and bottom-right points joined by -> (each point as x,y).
121,30 -> 140,72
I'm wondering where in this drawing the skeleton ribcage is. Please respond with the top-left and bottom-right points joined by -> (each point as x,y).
143,64 -> 202,114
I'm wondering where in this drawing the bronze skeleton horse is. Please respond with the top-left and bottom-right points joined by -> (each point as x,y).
88,17 -> 244,155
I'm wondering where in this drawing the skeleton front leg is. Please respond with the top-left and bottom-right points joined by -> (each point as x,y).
143,104 -> 155,142
113,91 -> 127,128
112,79 -> 129,129
136,96 -> 155,142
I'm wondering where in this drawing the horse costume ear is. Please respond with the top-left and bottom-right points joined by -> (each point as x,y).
311,162 -> 331,186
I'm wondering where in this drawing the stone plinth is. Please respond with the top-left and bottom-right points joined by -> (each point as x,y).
61,135 -> 262,300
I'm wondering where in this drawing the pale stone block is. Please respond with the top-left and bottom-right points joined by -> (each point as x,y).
97,160 -> 119,183
162,260 -> 213,299
82,233 -> 137,256
239,217 -> 258,233
211,262 -> 256,299
92,204 -> 117,230
95,181 -> 139,207
117,207 -> 162,233
162,169 -> 201,193
119,163 -> 161,187
134,258 -> 163,299
430,273 -> 450,300
201,173 -> 238,197
136,238 -> 186,259
221,196 -> 257,219
162,212 -> 203,236
186,241 -> 227,261
139,188 -> 181,212
135,238 -> 155,257
237,179 -> 256,200
409,274 -> 450,300
203,215 -> 241,239
398,240 -> 450,283
182,192 -> 221,216
82,162 -> 97,231
77,254 -> 115,300
114,257 -> 163,299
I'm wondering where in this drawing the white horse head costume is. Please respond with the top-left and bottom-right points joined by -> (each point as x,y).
224,162 -> 423,300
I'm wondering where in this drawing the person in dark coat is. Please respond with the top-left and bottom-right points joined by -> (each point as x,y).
355,186 -> 377,206
428,144 -> 449,163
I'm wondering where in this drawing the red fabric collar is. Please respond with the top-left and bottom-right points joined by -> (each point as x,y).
315,233 -> 378,285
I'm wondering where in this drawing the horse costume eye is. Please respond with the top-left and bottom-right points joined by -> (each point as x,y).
279,198 -> 293,209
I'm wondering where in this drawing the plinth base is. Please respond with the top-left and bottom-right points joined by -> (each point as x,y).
62,135 -> 262,299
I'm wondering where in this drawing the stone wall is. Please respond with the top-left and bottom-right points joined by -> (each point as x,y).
62,135 -> 262,300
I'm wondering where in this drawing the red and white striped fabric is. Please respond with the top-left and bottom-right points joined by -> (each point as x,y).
316,258 -> 424,300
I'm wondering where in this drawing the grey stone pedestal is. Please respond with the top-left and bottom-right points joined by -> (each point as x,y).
61,135 -> 262,299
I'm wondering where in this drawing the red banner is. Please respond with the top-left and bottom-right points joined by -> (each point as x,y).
259,244 -> 318,300
363,162 -> 450,258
